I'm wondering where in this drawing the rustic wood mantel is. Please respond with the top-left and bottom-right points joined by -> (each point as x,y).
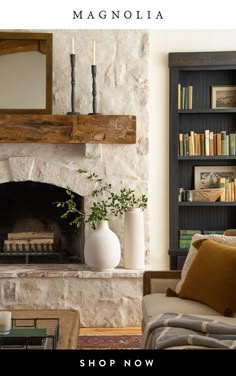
0,114 -> 136,144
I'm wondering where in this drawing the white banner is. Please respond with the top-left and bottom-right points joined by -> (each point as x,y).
1,0 -> 236,29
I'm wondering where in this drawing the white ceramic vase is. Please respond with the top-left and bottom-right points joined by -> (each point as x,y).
124,208 -> 145,270
84,220 -> 121,271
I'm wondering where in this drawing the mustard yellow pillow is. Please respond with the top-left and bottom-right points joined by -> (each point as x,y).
175,233 -> 236,294
178,239 -> 236,316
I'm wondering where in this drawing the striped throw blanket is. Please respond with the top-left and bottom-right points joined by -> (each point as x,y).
142,313 -> 236,349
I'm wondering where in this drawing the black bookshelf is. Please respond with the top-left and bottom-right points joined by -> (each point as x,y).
169,51 -> 236,270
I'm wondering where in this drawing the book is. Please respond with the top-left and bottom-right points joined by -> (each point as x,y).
190,131 -> 195,155
234,179 -> 236,202
218,177 -> 225,202
216,133 -> 221,155
229,133 -> 236,155
179,230 -> 201,235
209,131 -> 214,156
179,235 -> 193,240
1,328 -> 47,338
177,83 -> 181,110
231,181 -> 235,202
196,133 -> 201,155
0,328 -> 47,347
202,230 -> 224,234
200,133 -> 205,155
221,131 -> 227,155
178,133 -> 183,155
183,133 -> 189,155
179,239 -> 192,249
204,130 -> 209,156
225,179 -> 230,202
188,85 -> 193,110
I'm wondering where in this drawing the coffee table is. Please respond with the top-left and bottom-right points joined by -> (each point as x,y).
10,309 -> 80,349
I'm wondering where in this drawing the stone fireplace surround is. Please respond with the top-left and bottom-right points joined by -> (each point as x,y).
0,29 -> 149,327
0,155 -> 149,261
0,156 -> 144,327
0,265 -> 143,327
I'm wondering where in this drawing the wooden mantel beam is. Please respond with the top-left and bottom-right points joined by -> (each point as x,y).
0,114 -> 136,144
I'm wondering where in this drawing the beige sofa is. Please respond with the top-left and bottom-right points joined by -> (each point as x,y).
142,271 -> 236,349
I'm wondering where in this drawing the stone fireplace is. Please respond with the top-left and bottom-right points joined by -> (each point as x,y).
0,29 -> 149,326
0,180 -> 84,264
0,156 -> 104,263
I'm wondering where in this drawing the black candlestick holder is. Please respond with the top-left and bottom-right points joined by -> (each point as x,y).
89,65 -> 101,115
67,54 -> 80,115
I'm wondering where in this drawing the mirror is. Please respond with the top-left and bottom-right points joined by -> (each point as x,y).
0,32 -> 52,114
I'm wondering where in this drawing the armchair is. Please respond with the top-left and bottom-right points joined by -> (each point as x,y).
142,270 -> 236,349
141,230 -> 236,348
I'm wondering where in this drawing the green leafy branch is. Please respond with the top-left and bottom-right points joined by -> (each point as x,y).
55,169 -> 148,229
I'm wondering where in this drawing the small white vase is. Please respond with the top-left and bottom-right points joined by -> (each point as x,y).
84,220 -> 121,271
124,208 -> 145,270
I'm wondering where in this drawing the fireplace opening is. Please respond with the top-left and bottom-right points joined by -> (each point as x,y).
0,181 -> 84,264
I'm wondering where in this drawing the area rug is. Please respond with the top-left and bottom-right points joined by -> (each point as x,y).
78,335 -> 142,349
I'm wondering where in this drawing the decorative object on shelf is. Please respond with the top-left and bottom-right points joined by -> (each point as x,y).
124,208 -> 145,270
178,188 -> 185,202
67,37 -> 80,115
0,31 -> 52,114
84,220 -> 121,271
89,41 -> 101,115
184,190 -> 193,202
194,165 -> 236,190
211,85 -> 236,109
192,188 -> 224,202
178,189 -> 193,202
55,169 -> 147,270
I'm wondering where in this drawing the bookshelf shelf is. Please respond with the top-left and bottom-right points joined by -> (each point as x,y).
169,51 -> 236,270
168,249 -> 188,256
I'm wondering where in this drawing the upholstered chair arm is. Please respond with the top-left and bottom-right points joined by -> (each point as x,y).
143,271 -> 181,296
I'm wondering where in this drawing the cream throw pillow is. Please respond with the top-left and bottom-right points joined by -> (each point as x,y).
175,233 -> 236,293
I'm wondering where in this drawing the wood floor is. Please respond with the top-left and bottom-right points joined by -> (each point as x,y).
80,327 -> 142,335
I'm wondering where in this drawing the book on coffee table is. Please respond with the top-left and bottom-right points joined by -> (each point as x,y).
0,328 -> 47,347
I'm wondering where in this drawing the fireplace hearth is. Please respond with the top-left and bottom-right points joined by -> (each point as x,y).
0,181 -> 84,264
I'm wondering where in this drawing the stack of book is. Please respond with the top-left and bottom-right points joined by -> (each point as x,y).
179,229 -> 224,249
177,84 -> 193,110
178,130 -> 236,156
178,229 -> 201,249
217,178 -> 236,202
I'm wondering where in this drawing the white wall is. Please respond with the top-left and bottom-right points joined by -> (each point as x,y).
149,30 -> 236,269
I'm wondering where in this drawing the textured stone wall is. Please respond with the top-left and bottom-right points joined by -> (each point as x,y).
0,265 -> 143,327
0,29 -> 150,264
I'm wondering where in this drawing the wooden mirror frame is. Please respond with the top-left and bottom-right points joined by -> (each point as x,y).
0,32 -> 52,114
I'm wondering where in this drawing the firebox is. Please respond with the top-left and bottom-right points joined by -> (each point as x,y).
0,181 -> 84,264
